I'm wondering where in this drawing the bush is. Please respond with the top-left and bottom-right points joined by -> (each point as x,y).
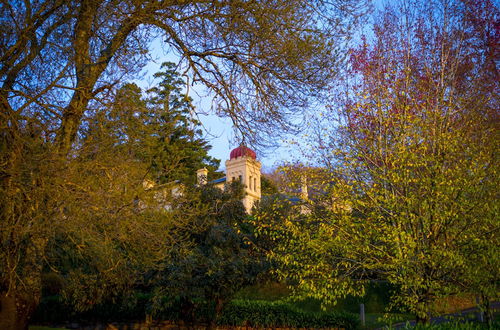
32,296 -> 359,328
41,273 -> 65,296
151,295 -> 216,322
32,296 -> 72,323
32,293 -> 152,323
218,299 -> 359,329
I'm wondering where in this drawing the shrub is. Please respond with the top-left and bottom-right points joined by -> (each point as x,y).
218,299 -> 359,329
32,296 -> 72,323
32,296 -> 359,328
32,293 -> 152,323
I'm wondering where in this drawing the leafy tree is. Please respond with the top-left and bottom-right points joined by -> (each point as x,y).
0,64 -> 219,328
1,2 -> 366,325
1,0 -> 366,153
100,63 -> 220,185
336,2 -> 499,321
152,181 -> 267,326
255,167 -> 366,306
145,63 -> 220,184
262,0 -> 499,324
260,175 -> 280,196
51,63 -> 224,310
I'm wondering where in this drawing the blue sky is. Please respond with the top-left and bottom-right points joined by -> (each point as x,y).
131,0 -> 381,171
133,40 -> 293,172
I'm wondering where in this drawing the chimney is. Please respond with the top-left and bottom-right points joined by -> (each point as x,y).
197,168 -> 208,185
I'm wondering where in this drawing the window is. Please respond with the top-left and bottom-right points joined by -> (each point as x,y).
254,177 -> 257,191
249,176 -> 252,189
239,175 -> 242,182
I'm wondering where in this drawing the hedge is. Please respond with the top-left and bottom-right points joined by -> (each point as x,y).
218,299 -> 359,329
33,296 -> 359,329
32,294 -> 151,323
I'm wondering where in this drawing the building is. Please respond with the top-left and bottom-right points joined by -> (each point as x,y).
197,145 -> 262,213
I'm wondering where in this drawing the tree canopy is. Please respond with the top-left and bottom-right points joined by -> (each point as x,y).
259,0 -> 499,323
2,61 -> 217,329
97,62 -> 221,184
1,1 -> 367,326
1,0 -> 365,151
0,4 -> 365,322
151,181 -> 267,325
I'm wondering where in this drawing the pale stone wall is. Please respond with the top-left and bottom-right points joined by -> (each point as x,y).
225,155 -> 261,213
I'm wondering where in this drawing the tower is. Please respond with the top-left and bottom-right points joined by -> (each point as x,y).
225,146 -> 261,213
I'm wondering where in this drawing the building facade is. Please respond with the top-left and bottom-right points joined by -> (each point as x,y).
198,146 -> 261,213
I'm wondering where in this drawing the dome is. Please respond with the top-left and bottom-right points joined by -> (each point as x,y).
230,145 -> 256,160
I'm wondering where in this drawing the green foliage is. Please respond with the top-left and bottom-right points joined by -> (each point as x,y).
260,0 -> 499,323
218,299 -> 359,329
145,63 -> 220,184
320,282 -> 394,314
43,63 -> 226,313
255,192 -> 368,307
235,282 -> 291,301
1,1 -> 366,327
33,293 -> 153,323
235,281 -> 393,316
8,63 -> 224,321
253,194 -> 302,253
151,181 -> 268,322
89,62 -> 220,185
260,175 -> 280,196
32,295 -> 359,329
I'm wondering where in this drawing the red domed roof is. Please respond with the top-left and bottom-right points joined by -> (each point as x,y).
230,145 -> 256,160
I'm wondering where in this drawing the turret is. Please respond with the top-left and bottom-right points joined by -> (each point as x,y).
225,145 -> 261,213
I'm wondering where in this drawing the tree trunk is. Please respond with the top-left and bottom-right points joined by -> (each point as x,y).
481,294 -> 492,326
179,298 -> 195,324
0,292 -> 38,330
215,297 -> 224,317
208,297 -> 225,329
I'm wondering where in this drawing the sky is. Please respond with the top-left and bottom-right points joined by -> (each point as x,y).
129,0 -> 386,173
133,39 -> 294,172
